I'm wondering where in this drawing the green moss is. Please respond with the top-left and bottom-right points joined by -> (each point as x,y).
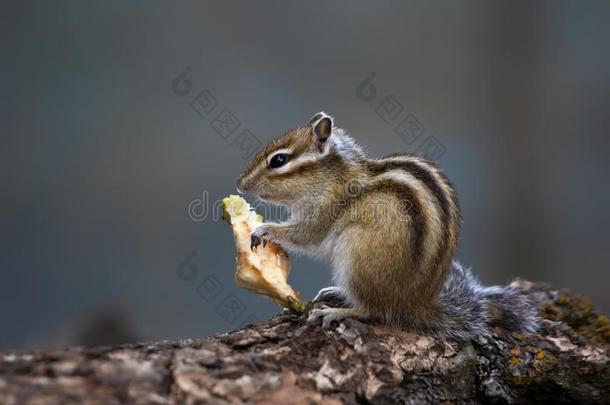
586,313 -> 610,343
540,290 -> 610,344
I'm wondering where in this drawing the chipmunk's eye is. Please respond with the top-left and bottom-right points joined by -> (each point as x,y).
268,153 -> 291,169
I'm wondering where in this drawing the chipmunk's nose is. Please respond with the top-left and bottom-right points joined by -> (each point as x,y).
236,177 -> 246,194
237,173 -> 257,194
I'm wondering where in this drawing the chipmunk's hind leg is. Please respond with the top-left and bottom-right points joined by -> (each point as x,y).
307,306 -> 363,329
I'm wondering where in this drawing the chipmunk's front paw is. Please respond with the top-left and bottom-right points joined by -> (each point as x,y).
307,306 -> 358,329
312,286 -> 350,308
250,226 -> 270,250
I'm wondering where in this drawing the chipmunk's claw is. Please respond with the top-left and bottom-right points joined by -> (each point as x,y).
250,234 -> 261,250
250,229 -> 268,250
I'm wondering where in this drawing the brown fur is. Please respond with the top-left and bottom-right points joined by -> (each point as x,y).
238,113 -> 538,340
238,116 -> 459,322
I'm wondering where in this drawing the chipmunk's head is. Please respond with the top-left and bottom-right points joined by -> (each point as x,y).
237,112 -> 363,205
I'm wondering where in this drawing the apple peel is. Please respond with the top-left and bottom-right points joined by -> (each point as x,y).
222,195 -> 305,314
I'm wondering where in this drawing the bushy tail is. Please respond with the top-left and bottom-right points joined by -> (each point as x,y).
425,261 -> 539,340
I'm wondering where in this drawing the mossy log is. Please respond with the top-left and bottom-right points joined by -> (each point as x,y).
1,280 -> 608,404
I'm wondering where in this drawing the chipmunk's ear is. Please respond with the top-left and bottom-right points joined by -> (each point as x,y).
309,112 -> 334,143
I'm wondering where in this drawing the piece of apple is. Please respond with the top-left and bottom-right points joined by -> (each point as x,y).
222,195 -> 304,314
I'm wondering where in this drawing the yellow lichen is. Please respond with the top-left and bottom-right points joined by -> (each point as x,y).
533,350 -> 555,364
509,357 -> 524,367
506,347 -> 558,388
507,357 -> 527,386
512,332 -> 524,341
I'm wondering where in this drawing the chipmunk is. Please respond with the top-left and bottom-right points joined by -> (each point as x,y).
237,112 -> 538,340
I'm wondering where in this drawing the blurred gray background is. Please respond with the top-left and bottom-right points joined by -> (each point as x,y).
2,1 -> 609,351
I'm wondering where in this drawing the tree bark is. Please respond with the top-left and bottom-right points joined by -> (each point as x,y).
1,280 -> 609,404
